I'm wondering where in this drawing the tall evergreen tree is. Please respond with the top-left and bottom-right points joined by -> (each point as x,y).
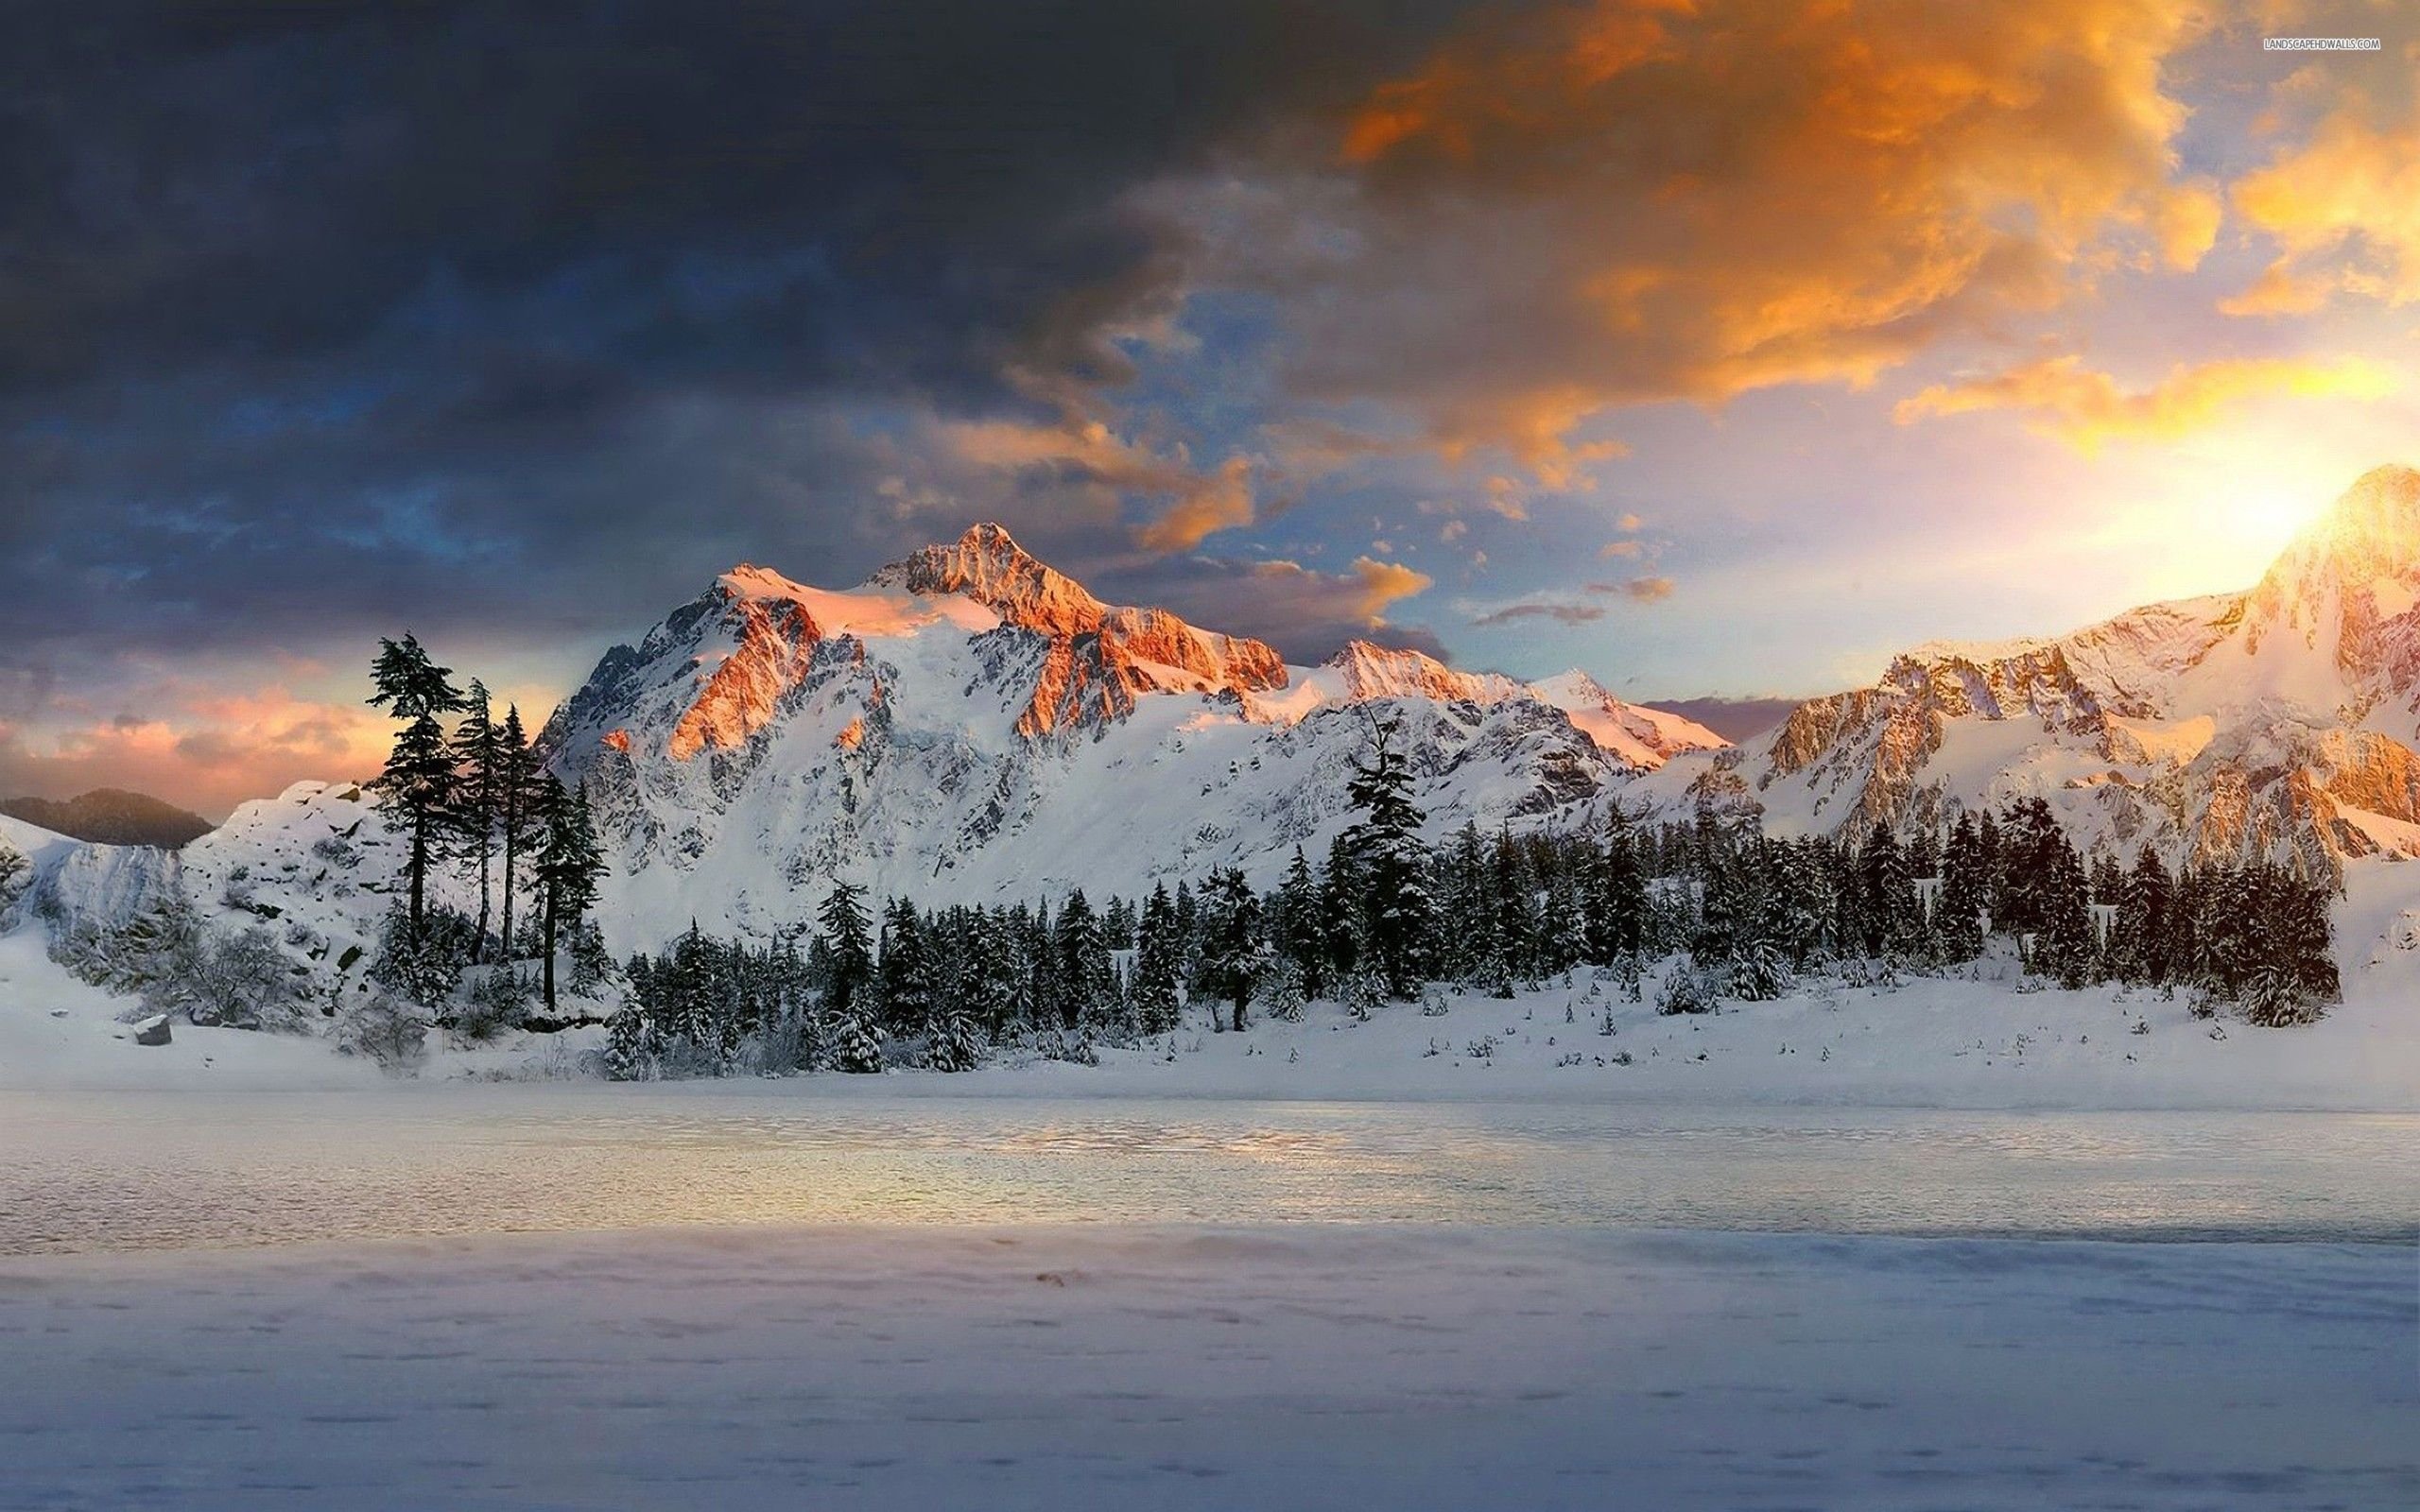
1132,884 -> 1184,1035
1340,713 -> 1433,999
1585,803 -> 1648,963
447,679 -> 503,957
1855,823 -> 1919,958
1273,848 -> 1328,998
877,898 -> 937,1040
1197,867 -> 1266,1032
1488,828 -> 1539,985
531,780 -> 608,1013
366,633 -> 464,937
1936,812 -> 1989,961
2112,846 -> 2173,984
1055,888 -> 1114,1030
494,705 -> 548,961
818,883 -> 874,1029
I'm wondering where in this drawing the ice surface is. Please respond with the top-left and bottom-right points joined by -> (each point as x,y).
0,1225 -> 2409,1510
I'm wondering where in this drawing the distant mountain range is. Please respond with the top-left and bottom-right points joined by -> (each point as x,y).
9,465 -> 2419,1015
1633,464 -> 2420,872
0,789 -> 213,850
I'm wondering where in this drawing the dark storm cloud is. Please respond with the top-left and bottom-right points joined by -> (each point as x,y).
0,0 -> 1471,679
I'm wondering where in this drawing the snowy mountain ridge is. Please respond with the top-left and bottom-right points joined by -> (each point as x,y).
537,523 -> 1721,949
1634,464 -> 2420,870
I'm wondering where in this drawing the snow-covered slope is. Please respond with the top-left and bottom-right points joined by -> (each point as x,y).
1634,465 -> 2420,870
540,524 -> 1720,951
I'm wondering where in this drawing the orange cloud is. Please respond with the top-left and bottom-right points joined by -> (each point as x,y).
938,417 -> 1256,553
0,684 -> 393,821
2225,54 -> 2420,314
1169,0 -> 2223,473
1345,556 -> 1436,622
1133,455 -> 1255,553
1596,576 -> 1674,603
1893,353 -> 2398,451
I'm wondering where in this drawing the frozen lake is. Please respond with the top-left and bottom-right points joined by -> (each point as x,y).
6,1087 -> 2414,1253
3,1089 -> 2413,1509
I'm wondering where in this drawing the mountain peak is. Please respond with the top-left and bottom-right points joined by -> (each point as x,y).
2306,463 -> 2420,556
2256,462 -> 2420,609
1329,641 -> 1523,703
871,522 -> 1105,638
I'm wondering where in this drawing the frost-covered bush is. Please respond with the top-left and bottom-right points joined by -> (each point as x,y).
1253,958 -> 1307,1022
2241,967 -> 2327,1029
925,1005 -> 985,1072
1728,944 -> 1794,1003
370,905 -> 477,1009
1340,966 -> 1385,1022
337,990 -> 427,1072
458,968 -> 534,1041
0,841 -> 29,921
309,834 -> 357,866
1656,963 -> 1718,1016
178,926 -> 310,1029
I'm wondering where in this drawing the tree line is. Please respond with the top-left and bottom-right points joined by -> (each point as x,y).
602,715 -> 2342,1079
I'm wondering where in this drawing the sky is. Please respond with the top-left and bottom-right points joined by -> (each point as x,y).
3,1 -> 2415,819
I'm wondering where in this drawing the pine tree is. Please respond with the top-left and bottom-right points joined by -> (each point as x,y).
366,633 -> 465,938
1132,884 -> 1184,1035
447,679 -> 503,958
925,999 -> 984,1071
1253,954 -> 1307,1022
1319,832 -> 1363,986
877,898 -> 936,1040
1936,812 -> 1989,961
1055,888 -> 1113,1030
1855,823 -> 1918,958
1340,713 -> 1433,999
828,992 -> 886,1073
531,779 -> 609,1014
1273,848 -> 1328,998
1585,803 -> 1648,963
2033,831 -> 2096,987
1488,827 -> 1539,986
494,705 -> 548,964
604,999 -> 648,1080
818,882 -> 875,1029
2112,846 -> 2172,984
1197,867 -> 1265,1032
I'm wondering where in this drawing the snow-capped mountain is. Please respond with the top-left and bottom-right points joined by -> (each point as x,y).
540,523 -> 1721,948
1634,464 -> 2420,869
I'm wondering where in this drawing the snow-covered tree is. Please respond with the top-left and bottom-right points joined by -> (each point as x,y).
1196,867 -> 1266,1033
1340,713 -> 1432,999
1132,884 -> 1184,1035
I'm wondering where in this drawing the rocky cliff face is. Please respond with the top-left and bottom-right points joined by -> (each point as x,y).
1634,465 -> 2420,870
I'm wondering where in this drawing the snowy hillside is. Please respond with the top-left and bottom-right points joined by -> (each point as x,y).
540,523 -> 1721,951
1634,465 -> 2420,869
